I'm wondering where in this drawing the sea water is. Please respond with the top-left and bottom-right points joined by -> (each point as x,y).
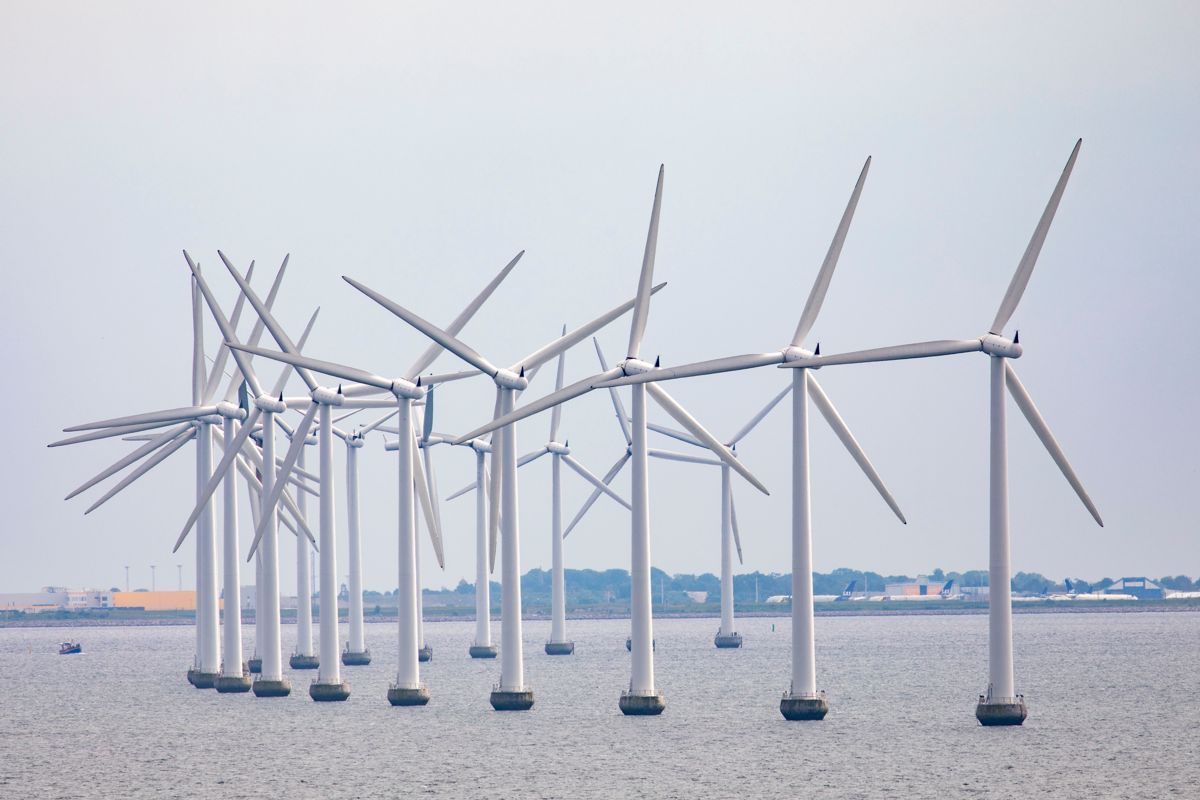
1,611 -> 1196,798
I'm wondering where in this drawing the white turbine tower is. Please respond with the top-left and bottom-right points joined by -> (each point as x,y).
229,252 -> 523,706
344,268 -> 669,711
784,140 -> 1102,725
455,167 -> 770,715
445,332 -> 631,656
545,159 -> 907,719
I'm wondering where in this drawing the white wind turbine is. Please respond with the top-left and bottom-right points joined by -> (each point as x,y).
444,332 -> 631,656
573,158 -> 908,719
454,166 -> 770,715
783,140 -> 1102,725
53,258 -> 309,690
228,252 -> 523,706
343,267 -> 670,712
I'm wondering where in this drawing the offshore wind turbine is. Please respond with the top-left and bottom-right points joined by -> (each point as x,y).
445,333 -> 631,656
454,166 -> 770,715
229,252 -> 522,706
785,140 -> 1102,725
345,269 -> 668,711
588,158 -> 908,719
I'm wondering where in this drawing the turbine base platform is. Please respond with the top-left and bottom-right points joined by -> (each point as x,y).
469,644 -> 499,659
419,645 -> 433,663
780,691 -> 829,721
248,658 -> 262,674
214,674 -> 253,693
490,688 -> 534,711
387,684 -> 431,706
309,681 -> 351,702
289,654 -> 320,670
187,669 -> 219,689
341,649 -> 372,666
714,632 -> 743,649
544,641 -> 574,656
975,695 -> 1027,726
619,689 -> 665,716
252,678 -> 291,698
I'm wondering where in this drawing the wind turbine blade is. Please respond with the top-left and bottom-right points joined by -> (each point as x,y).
171,408 -> 263,552
49,421 -> 177,447
279,488 -> 318,547
562,454 -> 631,509
422,440 -> 444,544
184,250 -> 268,400
83,429 -> 195,514
646,422 -> 703,449
488,437 -> 501,573
730,491 -> 744,565
549,326 -> 567,441
646,383 -> 769,496
991,139 -> 1082,335
600,352 -> 784,388
445,481 -> 476,501
269,307 -> 320,399
517,446 -> 550,467
563,452 -> 630,539
412,433 -> 445,568
334,408 -> 364,425
729,382 -> 793,446
627,165 -> 664,360
421,369 -> 479,386
63,405 -> 218,432
455,367 -> 624,444
791,156 -> 871,348
1004,362 -> 1103,526
422,386 -> 435,442
203,260 -> 253,403
217,250 -> 319,392
405,250 -> 524,377
192,277 -> 205,406
246,405 -> 318,556
232,453 -> 316,548
593,338 -> 632,445
228,344 -> 393,392
647,448 -> 722,466
361,409 -> 399,436
808,375 -> 906,524
782,339 -> 984,369
221,256 -> 288,403
65,422 -> 193,501
511,284 -> 667,374
342,275 -> 500,379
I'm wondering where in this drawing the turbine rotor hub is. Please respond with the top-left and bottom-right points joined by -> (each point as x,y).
980,333 -> 1023,359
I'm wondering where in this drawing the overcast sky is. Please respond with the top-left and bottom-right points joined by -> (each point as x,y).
2,2 -> 1197,594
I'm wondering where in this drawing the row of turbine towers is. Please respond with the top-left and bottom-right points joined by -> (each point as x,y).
55,139 -> 1101,724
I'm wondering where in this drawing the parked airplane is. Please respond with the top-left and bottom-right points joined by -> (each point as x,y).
813,581 -> 858,603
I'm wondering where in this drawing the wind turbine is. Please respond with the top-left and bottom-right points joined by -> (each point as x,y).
783,140 -> 1101,725
344,264 -> 670,712
570,159 -> 908,719
454,166 -> 770,715
228,252 -> 523,706
334,409 -> 398,666
445,331 -> 631,656
279,417 -> 319,670
52,257 -> 282,690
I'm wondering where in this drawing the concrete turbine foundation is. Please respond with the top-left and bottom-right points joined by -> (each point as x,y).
290,653 -> 320,670
544,641 -> 574,656
419,645 -> 433,663
252,677 -> 291,697
388,683 -> 430,706
248,658 -> 262,674
215,671 -> 253,693
619,689 -> 665,716
187,669 -> 219,689
469,644 -> 499,659
975,695 -> 1027,726
342,647 -> 371,666
780,691 -> 829,721
714,632 -> 743,649
309,680 -> 351,702
490,687 -> 535,711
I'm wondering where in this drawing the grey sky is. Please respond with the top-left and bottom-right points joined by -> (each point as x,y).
2,2 -> 1197,594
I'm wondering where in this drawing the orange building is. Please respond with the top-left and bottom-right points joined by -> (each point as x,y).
110,590 -> 216,611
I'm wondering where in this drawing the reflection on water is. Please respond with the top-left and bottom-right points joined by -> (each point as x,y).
2,611 -> 1197,798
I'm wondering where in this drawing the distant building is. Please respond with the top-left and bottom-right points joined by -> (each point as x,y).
1104,577 -> 1163,600
765,595 -> 790,604
0,587 -> 112,612
884,576 -> 958,597
110,591 -> 202,611
684,591 -> 708,604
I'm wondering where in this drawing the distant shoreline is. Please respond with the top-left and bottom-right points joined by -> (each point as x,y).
3,600 -> 1197,629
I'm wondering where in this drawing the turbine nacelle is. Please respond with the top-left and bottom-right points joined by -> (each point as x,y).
254,394 -> 287,414
214,401 -> 247,421
979,333 -> 1023,359
547,442 -> 570,456
620,357 -> 656,376
781,345 -> 816,363
389,378 -> 424,401
310,386 -> 346,406
493,368 -> 528,391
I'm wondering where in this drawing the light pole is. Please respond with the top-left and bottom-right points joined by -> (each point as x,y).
177,564 -> 183,591
125,565 -> 130,593
150,565 -> 156,592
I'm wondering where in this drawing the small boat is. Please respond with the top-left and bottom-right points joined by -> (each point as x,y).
59,642 -> 81,655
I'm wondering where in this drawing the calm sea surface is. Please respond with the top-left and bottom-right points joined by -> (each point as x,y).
2,611 -> 1196,799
